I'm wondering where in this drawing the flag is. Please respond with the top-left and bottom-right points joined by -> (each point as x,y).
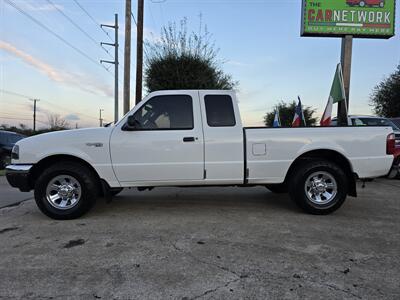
320,97 -> 333,126
292,97 -> 306,127
273,109 -> 281,127
320,63 -> 347,126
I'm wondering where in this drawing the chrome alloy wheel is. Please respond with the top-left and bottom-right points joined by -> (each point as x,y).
46,175 -> 82,210
304,171 -> 337,205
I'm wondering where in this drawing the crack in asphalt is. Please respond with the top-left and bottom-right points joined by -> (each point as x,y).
168,239 -> 367,299
169,240 -> 242,278
0,197 -> 32,210
325,283 -> 362,299
0,226 -> 19,234
167,240 -> 255,299
190,277 -> 241,300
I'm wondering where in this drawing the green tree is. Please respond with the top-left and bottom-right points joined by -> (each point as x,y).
263,101 -> 318,127
145,18 -> 237,92
370,64 -> 400,118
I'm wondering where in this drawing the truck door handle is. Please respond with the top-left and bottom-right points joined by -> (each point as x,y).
183,137 -> 196,142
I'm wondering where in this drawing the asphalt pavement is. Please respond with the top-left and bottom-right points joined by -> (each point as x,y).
0,177 -> 399,299
0,176 -> 33,208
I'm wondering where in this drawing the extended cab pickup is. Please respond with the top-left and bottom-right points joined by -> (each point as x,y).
6,90 -> 396,219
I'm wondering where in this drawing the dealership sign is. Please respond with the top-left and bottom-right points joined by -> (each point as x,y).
301,0 -> 396,38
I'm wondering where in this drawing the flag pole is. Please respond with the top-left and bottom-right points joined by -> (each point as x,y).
338,64 -> 350,125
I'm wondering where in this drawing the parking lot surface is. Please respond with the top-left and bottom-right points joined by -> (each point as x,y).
0,179 -> 399,299
0,176 -> 32,208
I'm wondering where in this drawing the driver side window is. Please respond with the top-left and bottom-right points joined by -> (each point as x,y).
132,95 -> 194,130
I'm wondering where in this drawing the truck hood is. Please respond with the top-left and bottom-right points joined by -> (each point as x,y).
15,127 -> 113,164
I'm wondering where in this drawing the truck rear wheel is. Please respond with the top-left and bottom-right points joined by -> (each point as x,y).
34,162 -> 98,220
289,160 -> 348,215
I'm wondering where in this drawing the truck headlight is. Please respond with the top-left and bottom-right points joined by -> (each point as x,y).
11,145 -> 19,160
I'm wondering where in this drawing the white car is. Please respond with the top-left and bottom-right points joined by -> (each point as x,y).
332,115 -> 400,148
6,90 -> 397,219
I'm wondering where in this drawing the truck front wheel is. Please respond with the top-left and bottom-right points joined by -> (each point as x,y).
289,160 -> 348,215
34,162 -> 98,220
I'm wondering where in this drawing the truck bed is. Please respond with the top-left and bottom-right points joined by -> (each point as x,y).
244,126 -> 394,184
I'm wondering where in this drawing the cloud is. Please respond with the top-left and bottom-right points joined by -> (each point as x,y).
227,60 -> 252,67
20,2 -> 64,12
115,21 -> 161,44
0,41 -> 113,97
65,114 -> 80,121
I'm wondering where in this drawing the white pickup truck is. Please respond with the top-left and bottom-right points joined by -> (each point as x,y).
6,90 -> 396,219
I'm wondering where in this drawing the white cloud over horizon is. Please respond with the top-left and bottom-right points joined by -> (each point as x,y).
0,40 -> 113,98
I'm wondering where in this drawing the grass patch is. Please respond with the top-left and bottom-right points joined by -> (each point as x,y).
0,170 -> 5,176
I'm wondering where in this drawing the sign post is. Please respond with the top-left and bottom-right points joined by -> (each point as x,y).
339,35 -> 353,125
301,0 -> 396,125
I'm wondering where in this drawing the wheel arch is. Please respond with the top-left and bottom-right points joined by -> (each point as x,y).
285,149 -> 357,197
30,154 -> 102,190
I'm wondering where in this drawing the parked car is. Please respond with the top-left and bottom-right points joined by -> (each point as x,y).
346,0 -> 385,7
6,90 -> 396,219
0,130 -> 25,169
390,118 -> 400,130
332,115 -> 400,148
332,115 -> 400,178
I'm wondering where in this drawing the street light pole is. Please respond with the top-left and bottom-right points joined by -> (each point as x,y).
101,14 -> 119,123
30,99 -> 40,132
99,109 -> 104,127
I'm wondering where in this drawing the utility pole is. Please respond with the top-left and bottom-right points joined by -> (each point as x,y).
101,14 -> 119,123
338,35 -> 353,126
30,99 -> 40,132
99,109 -> 104,127
135,0 -> 144,105
123,0 -> 132,113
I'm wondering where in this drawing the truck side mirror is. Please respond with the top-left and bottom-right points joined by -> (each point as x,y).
123,115 -> 140,131
127,115 -> 136,127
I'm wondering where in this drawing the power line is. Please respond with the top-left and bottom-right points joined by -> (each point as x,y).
4,0 -> 112,75
131,11 -> 150,60
0,112 -> 33,118
148,1 -> 159,31
40,99 -> 99,121
45,0 -> 113,59
72,0 -> 114,43
0,116 -> 47,125
0,89 -> 31,99
0,89 -> 98,121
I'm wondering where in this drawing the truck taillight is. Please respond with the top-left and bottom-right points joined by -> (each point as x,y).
387,133 -> 396,155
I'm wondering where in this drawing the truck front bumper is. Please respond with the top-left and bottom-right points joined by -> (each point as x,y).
5,164 -> 33,192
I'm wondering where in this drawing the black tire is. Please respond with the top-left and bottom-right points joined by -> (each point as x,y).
289,160 -> 348,215
0,154 -> 11,170
34,162 -> 99,220
110,188 -> 123,197
265,184 -> 287,194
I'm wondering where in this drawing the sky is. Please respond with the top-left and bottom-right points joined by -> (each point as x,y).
0,0 -> 399,128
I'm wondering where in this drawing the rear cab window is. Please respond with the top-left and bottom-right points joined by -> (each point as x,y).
204,95 -> 236,127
